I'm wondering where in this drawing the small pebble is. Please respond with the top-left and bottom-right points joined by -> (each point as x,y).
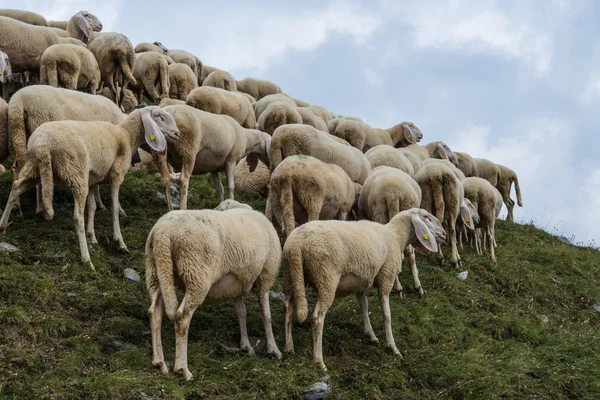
0,242 -> 19,252
457,271 -> 468,280
592,303 -> 600,312
87,245 -> 96,255
539,315 -> 548,323
123,268 -> 140,282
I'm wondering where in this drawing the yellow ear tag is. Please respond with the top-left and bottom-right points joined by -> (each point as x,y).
465,217 -> 470,223
408,135 -> 411,139
423,234 -> 429,240
442,155 -> 447,159
150,134 -> 156,141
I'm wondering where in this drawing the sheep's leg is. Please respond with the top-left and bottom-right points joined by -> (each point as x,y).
378,292 -> 402,357
110,181 -> 127,251
178,167 -> 192,210
73,186 -> 94,271
312,287 -> 336,372
394,276 -> 403,294
149,291 -> 168,374
86,188 -> 98,244
407,245 -> 423,296
336,210 -> 348,221
233,297 -> 254,355
9,162 -> 24,217
284,293 -> 294,354
449,222 -> 461,268
146,84 -> 161,105
258,290 -> 282,359
0,176 -> 38,232
356,292 -> 378,344
35,184 -> 44,216
488,225 -> 496,262
210,172 -> 224,203
226,162 -> 235,200
94,185 -> 107,211
458,227 -> 463,249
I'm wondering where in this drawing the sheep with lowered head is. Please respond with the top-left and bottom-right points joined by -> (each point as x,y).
168,63 -> 197,100
202,69 -> 237,91
331,120 -> 421,151
39,44 -> 101,94
0,9 -> 48,26
365,145 -> 415,176
495,164 -> 523,222
135,41 -> 168,54
233,157 -> 270,197
254,93 -> 296,119
131,51 -> 170,103
295,107 -> 328,132
145,199 -> 282,381
462,177 -> 501,261
159,105 -> 271,209
185,86 -> 255,129
282,207 -> 446,372
266,155 -> 360,238
0,106 -> 178,271
403,141 -> 457,165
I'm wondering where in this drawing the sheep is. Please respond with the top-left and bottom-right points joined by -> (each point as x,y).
328,116 -> 365,135
233,157 -> 270,197
282,208 -> 445,372
98,87 -> 138,113
472,158 -> 501,186
0,106 -> 179,271
331,120 -> 421,151
462,177 -> 501,261
254,93 -> 296,119
47,11 -> 103,44
185,86 -> 255,129
414,162 -> 475,267
454,151 -> 479,177
158,98 -> 185,107
166,49 -> 202,78
0,16 -> 85,74
292,97 -> 310,107
87,32 -> 137,107
357,166 -> 425,296
48,20 -> 69,30
145,199 -> 282,381
236,77 -> 282,100
365,145 -> 415,176
398,148 -> 423,174
403,141 -> 457,165
306,105 -> 335,123
0,51 -> 12,100
159,105 -> 271,209
239,92 -> 257,106
168,63 -> 197,100
266,155 -> 360,238
199,64 -> 219,85
135,41 -> 168,54
495,164 -> 523,222
39,44 -> 101,94
257,101 -> 303,135
422,158 -> 467,181
202,69 -> 237,91
270,124 -> 372,185
131,52 -> 170,103
295,107 -> 328,132
0,9 -> 48,26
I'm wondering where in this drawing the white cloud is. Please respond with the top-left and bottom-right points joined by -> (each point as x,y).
581,70 -> 600,104
363,67 -> 382,88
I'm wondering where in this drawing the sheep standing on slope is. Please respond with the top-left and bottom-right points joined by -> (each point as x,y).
0,51 -> 12,100
131,52 -> 170,103
159,105 -> 271,209
282,208 -> 446,372
167,63 -> 197,100
233,157 -> 270,197
185,86 -> 255,128
202,69 -> 237,91
331,120 -> 421,152
257,101 -> 303,135
236,77 -> 282,100
145,199 -> 282,381
472,158 -> 501,186
46,11 -> 103,43
365,145 -> 415,176
135,41 -> 168,54
0,9 -> 48,26
48,20 -> 69,29
0,106 -> 178,271
462,177 -> 501,261
266,155 -> 360,238
454,151 -> 479,177
495,164 -> 523,222
254,94 -> 296,119
403,141 -> 458,165
39,44 -> 101,94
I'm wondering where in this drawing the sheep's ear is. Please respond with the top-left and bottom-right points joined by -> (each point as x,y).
76,14 -> 94,41
411,215 -> 438,252
436,143 -> 448,160
142,111 -> 167,154
460,202 -> 475,230
404,124 -> 417,144
247,154 -> 258,172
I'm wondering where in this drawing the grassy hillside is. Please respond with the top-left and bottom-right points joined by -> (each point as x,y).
0,169 -> 599,399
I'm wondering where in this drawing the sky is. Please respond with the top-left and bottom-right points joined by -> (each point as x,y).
18,0 -> 600,244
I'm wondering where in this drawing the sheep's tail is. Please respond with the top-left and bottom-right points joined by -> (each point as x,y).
432,175 -> 445,223
150,229 -> 178,320
37,146 -> 55,220
7,97 -> 28,170
119,55 -> 137,86
159,58 -> 169,98
385,192 -> 400,222
263,106 -> 286,135
280,177 -> 295,238
512,172 -> 523,207
284,243 -> 308,323
269,134 -> 283,172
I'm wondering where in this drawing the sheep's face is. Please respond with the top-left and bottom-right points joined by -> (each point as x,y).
141,106 -> 179,155
0,51 -> 11,83
407,208 -> 446,255
403,122 -> 423,143
460,199 -> 478,229
247,132 -> 271,172
153,41 -> 168,54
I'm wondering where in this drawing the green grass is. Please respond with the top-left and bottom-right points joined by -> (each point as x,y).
0,168 -> 599,399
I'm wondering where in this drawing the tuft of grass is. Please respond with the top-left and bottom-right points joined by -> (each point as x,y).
0,168 -> 599,399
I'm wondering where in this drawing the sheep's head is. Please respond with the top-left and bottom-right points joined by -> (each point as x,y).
459,198 -> 477,230
73,10 -> 102,42
402,122 -> 423,144
153,41 -> 168,54
0,51 -> 11,83
404,208 -> 446,255
141,106 -> 179,155
246,131 -> 271,172
214,199 -> 253,211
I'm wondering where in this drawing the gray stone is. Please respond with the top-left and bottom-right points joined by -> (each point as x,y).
0,242 -> 19,252
123,268 -> 140,282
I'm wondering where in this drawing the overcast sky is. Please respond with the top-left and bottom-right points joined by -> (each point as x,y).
21,0 -> 600,244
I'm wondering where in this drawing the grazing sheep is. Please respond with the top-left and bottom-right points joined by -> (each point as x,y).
0,16 -> 85,73
307,105 -> 334,123
0,50 -> 12,100
0,9 -> 48,26
135,41 -> 168,54
166,49 -> 202,78
331,120 -> 421,151
145,199 -> 282,381
98,87 -> 138,113
282,208 -> 445,371
327,116 -> 365,135
159,105 -> 271,209
414,162 -> 475,267
168,63 -> 197,100
472,158 -> 501,186
266,155 -> 359,238
454,151 -> 479,177
158,98 -> 185,107
39,44 -> 101,94
48,20 -> 69,30
199,64 -> 219,85
463,177 -> 500,261
185,86 -> 255,129
365,145 -> 415,176
495,164 -> 523,222
131,52 -> 170,103
202,69 -> 237,91
270,124 -> 372,184
422,158 -> 467,181
238,92 -> 257,105
254,93 -> 296,119
236,77 -> 282,100
233,157 -> 270,197
295,107 -> 328,132
257,101 -> 303,135
0,106 -> 178,271
87,32 -> 137,107
357,166 -> 425,296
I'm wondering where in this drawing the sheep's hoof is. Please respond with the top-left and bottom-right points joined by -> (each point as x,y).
153,360 -> 169,374
84,261 -> 96,272
118,245 -> 129,253
243,346 -> 256,356
118,209 -> 127,217
416,286 -> 424,297
268,348 -> 283,360
174,367 -> 193,381
284,345 -> 295,354
366,335 -> 379,345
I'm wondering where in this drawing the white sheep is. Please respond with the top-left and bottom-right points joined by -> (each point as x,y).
454,151 -> 479,177
166,49 -> 202,79
403,141 -> 457,165
463,177 -> 501,261
269,124 -> 372,184
39,44 -> 101,94
185,86 -> 255,129
282,208 -> 446,372
295,107 -> 328,132
135,41 -> 168,54
364,145 -> 415,176
0,9 -> 48,26
202,69 -> 237,91
471,158 -> 501,186
47,11 -> 103,44
199,64 -> 219,85
254,93 -> 296,119
167,63 -> 198,100
257,101 -> 303,135
236,77 -> 282,100
233,157 -> 270,198
131,52 -> 170,103
331,120 -> 421,151
0,106 -> 178,271
159,104 -> 271,209
266,155 -> 359,238
145,199 -> 282,380
0,50 -> 12,100
398,148 -> 423,175
495,164 -> 523,222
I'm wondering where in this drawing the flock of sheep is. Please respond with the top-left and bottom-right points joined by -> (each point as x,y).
0,8 -> 524,381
